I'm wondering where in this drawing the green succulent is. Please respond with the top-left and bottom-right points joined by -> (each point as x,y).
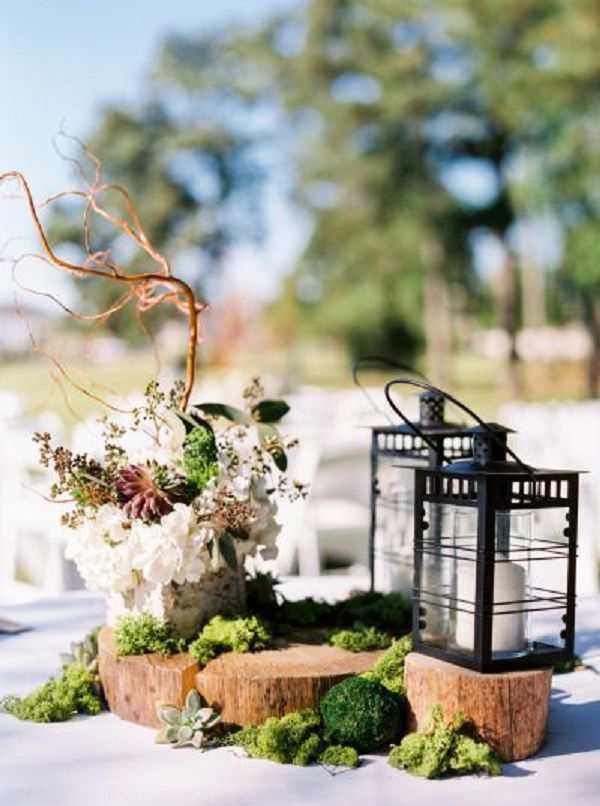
59,626 -> 100,673
155,689 -> 221,750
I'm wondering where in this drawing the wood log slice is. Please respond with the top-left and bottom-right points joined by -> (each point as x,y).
98,628 -> 199,728
404,652 -> 553,761
196,643 -> 384,726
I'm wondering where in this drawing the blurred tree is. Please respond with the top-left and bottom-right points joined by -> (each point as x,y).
262,0 -> 474,380
47,46 -> 267,344
47,0 -> 600,393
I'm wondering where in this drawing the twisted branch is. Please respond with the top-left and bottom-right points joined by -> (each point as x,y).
0,169 -> 207,410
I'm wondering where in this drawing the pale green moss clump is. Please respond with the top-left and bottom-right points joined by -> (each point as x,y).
388,705 -> 501,778
230,709 -> 324,765
0,663 -> 102,723
318,744 -> 360,768
188,615 -> 272,666
114,613 -> 184,657
328,626 -> 392,652
364,634 -> 412,694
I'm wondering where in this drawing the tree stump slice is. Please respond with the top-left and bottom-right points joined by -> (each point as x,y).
98,628 -> 199,729
196,643 -> 384,726
404,652 -> 553,761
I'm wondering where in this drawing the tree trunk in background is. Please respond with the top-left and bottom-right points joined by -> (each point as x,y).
422,240 -> 451,387
521,250 -> 547,329
581,293 -> 600,398
496,244 -> 520,397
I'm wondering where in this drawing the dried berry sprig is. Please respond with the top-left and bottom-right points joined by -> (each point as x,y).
242,378 -> 266,410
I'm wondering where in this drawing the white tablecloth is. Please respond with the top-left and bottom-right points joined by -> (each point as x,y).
1,584 -> 600,806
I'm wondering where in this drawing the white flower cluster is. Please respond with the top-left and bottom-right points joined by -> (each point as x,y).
65,403 -> 285,623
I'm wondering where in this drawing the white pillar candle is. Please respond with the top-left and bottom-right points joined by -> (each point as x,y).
455,560 -> 526,653
419,557 -> 448,640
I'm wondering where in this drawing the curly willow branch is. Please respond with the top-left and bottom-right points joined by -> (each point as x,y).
0,170 -> 208,410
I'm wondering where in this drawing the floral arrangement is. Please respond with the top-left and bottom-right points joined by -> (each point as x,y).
35,378 -> 306,636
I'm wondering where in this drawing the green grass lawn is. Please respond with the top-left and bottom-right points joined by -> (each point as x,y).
0,354 -> 160,426
0,348 -> 591,430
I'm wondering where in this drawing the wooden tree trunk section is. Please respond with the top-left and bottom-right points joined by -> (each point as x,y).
98,628 -> 383,730
196,644 -> 384,727
404,652 -> 553,761
98,628 -> 199,729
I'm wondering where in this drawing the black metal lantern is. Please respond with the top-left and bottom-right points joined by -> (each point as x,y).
353,359 -> 471,595
388,380 -> 581,673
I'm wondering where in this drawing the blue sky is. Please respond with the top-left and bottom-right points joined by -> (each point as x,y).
0,0 -> 304,308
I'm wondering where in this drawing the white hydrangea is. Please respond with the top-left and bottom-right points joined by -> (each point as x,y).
65,502 -> 217,600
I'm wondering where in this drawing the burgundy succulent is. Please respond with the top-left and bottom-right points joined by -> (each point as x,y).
116,464 -> 176,522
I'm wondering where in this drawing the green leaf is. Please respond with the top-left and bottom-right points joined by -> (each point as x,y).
185,689 -> 201,712
156,702 -> 182,726
270,447 -> 288,472
251,399 -> 290,423
179,725 -> 193,742
193,403 -> 251,425
165,725 -> 180,743
177,411 -> 214,436
219,532 -> 238,570
154,727 -> 171,744
191,731 -> 205,749
257,423 -> 288,472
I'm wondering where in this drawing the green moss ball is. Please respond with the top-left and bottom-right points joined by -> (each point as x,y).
319,676 -> 403,753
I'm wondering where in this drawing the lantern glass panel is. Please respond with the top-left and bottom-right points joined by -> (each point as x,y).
373,456 -> 427,594
415,502 -> 463,648
526,506 -> 571,654
451,509 -> 533,659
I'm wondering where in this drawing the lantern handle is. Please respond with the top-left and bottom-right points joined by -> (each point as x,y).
384,379 -> 534,474
380,377 -> 448,459
352,355 -> 428,425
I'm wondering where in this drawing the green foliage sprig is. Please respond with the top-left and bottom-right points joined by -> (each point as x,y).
114,613 -> 185,657
188,615 -> 272,666
319,676 -> 403,753
179,423 -> 219,492
388,705 -> 501,779
270,589 -> 412,635
329,626 -> 392,652
554,655 -> 581,674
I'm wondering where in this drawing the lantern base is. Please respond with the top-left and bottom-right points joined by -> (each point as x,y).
404,651 -> 552,761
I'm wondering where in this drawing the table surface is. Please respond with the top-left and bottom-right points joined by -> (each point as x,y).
1,580 -> 600,806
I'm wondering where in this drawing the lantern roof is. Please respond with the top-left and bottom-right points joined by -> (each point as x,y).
462,422 -> 515,436
442,420 -> 528,475
390,388 -> 465,435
